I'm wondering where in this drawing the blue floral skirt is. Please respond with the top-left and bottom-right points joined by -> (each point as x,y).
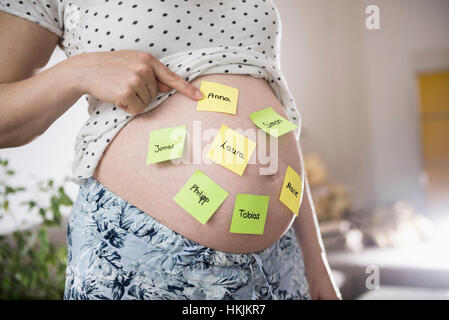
63,177 -> 311,300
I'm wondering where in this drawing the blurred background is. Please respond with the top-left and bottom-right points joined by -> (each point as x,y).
0,0 -> 448,299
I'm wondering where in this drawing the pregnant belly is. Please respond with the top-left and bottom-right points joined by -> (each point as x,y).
93,73 -> 303,253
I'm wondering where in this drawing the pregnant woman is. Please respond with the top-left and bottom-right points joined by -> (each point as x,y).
0,0 -> 340,300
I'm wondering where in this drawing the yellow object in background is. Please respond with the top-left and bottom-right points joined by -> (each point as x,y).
418,71 -> 449,216
279,165 -> 303,216
206,124 -> 256,176
197,81 -> 239,114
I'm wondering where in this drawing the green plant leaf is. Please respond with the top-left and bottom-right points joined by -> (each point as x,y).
5,186 -> 15,195
38,207 -> 46,220
2,200 -> 9,211
0,158 -> 70,299
50,196 -> 61,225
20,200 -> 37,210
58,187 -> 73,206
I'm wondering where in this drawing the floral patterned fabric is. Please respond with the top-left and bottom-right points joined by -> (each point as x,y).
64,177 -> 311,300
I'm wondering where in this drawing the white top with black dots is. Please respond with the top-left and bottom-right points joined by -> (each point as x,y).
0,0 -> 302,185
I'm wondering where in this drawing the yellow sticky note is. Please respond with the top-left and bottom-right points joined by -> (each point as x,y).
173,170 -> 229,225
146,125 -> 187,164
206,124 -> 256,176
197,81 -> 239,114
229,193 -> 270,235
250,107 -> 298,138
279,166 -> 303,215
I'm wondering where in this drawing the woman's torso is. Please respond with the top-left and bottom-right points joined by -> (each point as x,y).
93,73 -> 304,253
54,0 -> 304,253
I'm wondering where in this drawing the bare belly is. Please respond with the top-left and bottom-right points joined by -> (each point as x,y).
93,73 -> 303,253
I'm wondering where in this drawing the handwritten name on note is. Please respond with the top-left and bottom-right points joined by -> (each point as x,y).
197,81 -> 239,114
279,165 -> 303,216
220,140 -> 245,159
189,184 -> 210,206
173,170 -> 229,225
250,107 -> 298,138
146,125 -> 187,164
154,144 -> 174,153
229,193 -> 269,235
206,124 -> 256,176
207,92 -> 231,102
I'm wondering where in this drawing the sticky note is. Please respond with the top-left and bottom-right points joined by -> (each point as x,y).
230,193 -> 270,235
279,165 -> 303,215
146,125 -> 187,164
206,124 -> 256,176
197,81 -> 239,114
173,170 -> 229,224
250,107 -> 298,137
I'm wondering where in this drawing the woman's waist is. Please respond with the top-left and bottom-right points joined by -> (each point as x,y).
76,175 -> 297,268
92,73 -> 303,253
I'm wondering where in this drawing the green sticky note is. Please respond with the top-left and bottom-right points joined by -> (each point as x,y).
250,107 -> 298,137
173,170 -> 229,225
229,193 -> 270,235
146,125 -> 187,164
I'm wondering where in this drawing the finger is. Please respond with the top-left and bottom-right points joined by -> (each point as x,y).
152,62 -> 203,100
132,82 -> 151,106
146,77 -> 159,100
117,103 -> 129,112
157,80 -> 171,92
133,63 -> 156,103
139,66 -> 158,99
121,91 -> 146,114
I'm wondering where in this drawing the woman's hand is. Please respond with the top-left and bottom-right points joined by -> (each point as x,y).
71,50 -> 204,114
1,12 -> 204,147
306,258 -> 342,300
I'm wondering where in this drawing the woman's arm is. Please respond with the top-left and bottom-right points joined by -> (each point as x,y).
0,11 -> 73,147
293,144 -> 342,300
0,11 -> 203,149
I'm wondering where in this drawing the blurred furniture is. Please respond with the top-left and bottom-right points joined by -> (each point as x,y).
327,237 -> 449,299
357,285 -> 449,300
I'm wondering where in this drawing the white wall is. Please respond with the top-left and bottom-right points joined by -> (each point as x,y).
360,0 -> 449,213
274,0 -> 374,210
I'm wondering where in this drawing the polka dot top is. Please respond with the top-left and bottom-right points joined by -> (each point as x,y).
0,0 -> 302,185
